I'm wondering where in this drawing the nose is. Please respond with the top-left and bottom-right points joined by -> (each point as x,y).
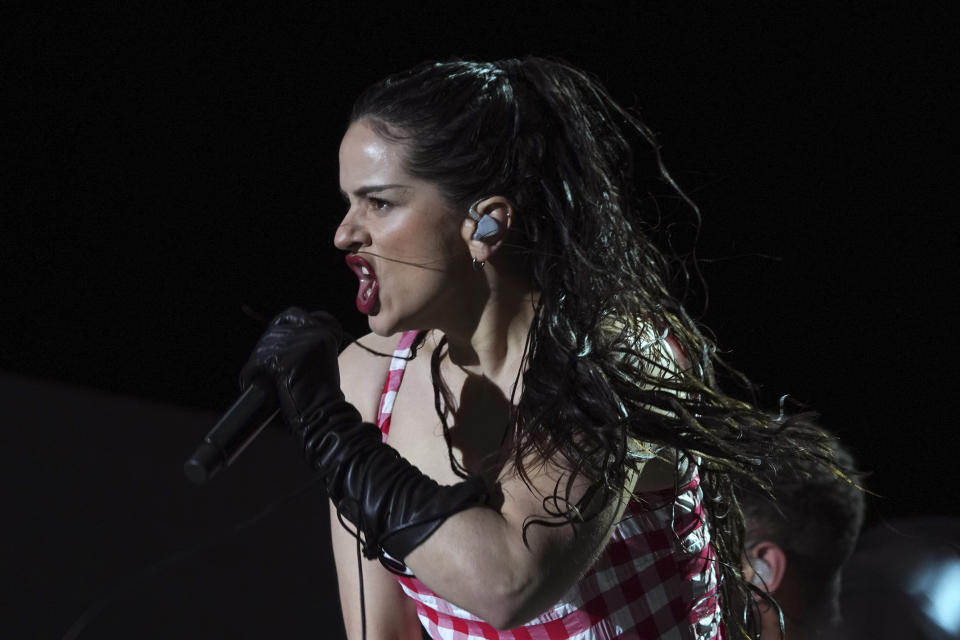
333,206 -> 370,252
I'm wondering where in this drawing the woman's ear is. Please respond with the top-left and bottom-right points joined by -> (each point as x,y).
745,541 -> 788,594
460,196 -> 514,263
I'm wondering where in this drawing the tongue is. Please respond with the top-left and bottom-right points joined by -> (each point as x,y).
359,278 -> 373,302
355,276 -> 379,313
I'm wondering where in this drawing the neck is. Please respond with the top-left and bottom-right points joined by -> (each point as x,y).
759,593 -> 827,640
435,262 -> 538,382
760,609 -> 800,640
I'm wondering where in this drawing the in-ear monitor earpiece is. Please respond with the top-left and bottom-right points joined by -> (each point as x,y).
751,558 -> 772,587
468,199 -> 500,240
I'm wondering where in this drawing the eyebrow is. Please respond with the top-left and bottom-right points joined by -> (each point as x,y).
340,184 -> 410,197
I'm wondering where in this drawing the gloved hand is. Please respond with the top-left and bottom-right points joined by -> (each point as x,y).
241,307 -> 486,564
239,307 -> 354,435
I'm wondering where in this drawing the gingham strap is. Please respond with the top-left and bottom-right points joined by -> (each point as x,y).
376,330 -> 420,442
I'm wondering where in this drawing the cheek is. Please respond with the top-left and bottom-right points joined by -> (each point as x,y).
432,220 -> 468,260
395,227 -> 462,266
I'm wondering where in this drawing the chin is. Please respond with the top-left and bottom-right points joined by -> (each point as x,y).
368,323 -> 397,338
366,309 -> 401,338
368,308 -> 426,339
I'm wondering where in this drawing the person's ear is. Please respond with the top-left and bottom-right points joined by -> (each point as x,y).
745,541 -> 787,594
460,196 -> 514,263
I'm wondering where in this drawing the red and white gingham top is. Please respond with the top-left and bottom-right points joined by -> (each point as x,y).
376,331 -> 723,640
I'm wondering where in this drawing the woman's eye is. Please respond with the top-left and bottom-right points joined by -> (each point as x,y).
368,197 -> 391,211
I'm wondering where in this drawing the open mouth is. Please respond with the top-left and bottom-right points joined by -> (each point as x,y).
345,254 -> 379,315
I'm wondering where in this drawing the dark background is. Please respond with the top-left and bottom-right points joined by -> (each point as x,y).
2,3 -> 957,638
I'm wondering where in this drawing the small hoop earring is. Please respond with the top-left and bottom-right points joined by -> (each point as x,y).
472,257 -> 485,271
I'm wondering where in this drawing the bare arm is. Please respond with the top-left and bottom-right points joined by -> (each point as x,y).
330,336 -> 420,640
401,451 -> 667,629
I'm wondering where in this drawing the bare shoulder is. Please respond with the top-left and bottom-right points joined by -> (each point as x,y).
338,332 -> 404,422
600,317 -> 690,491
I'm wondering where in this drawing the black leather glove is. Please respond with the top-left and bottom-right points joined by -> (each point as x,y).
241,308 -> 486,563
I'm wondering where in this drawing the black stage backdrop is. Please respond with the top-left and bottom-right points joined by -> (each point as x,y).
2,3 -> 957,639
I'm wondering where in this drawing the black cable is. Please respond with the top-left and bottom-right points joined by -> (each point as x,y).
357,533 -> 367,640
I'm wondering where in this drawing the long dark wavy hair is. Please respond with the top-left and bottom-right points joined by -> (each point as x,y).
350,57 -> 844,638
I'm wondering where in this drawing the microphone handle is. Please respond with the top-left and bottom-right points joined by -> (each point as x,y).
183,378 -> 279,485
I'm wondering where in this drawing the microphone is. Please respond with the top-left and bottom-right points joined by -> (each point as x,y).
183,377 -> 280,484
